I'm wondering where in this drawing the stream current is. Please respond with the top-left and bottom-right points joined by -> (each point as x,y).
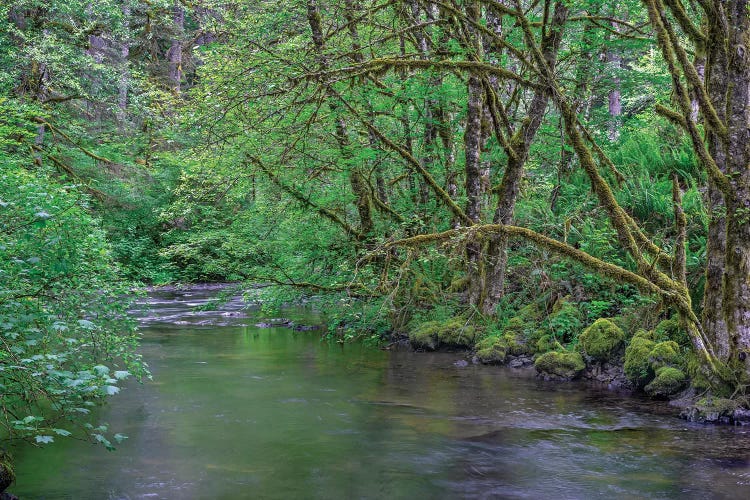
10,285 -> 750,499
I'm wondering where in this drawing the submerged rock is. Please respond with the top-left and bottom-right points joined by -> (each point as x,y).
681,397 -> 744,424
534,351 -> 585,380
293,324 -> 320,332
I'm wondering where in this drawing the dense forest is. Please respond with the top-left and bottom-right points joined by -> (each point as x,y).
1,0 -> 750,489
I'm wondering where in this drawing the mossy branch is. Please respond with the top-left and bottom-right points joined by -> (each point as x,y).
32,117 -> 115,165
383,224 -> 664,296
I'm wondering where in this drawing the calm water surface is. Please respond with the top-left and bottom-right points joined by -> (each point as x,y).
10,286 -> 750,499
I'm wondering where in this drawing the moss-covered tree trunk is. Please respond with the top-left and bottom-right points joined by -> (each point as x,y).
712,0 -> 750,372
481,1 -> 568,315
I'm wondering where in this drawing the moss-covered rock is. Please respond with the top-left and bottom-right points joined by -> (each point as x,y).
624,333 -> 687,391
649,341 -> 681,366
633,328 -> 653,340
644,367 -> 687,397
475,336 -> 508,364
409,318 -> 478,350
578,318 -> 625,361
534,351 -> 585,380
503,316 -> 526,335
624,336 -> 656,387
474,330 -> 532,364
681,397 -> 741,423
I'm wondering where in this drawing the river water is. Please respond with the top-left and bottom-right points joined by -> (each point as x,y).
10,286 -> 750,499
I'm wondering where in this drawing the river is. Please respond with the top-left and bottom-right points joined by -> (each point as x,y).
10,285 -> 750,499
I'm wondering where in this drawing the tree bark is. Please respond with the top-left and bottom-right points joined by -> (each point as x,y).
481,1 -> 569,315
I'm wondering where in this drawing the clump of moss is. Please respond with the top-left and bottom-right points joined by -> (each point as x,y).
653,316 -> 689,345
578,318 -> 625,361
501,315 -> 524,333
624,336 -> 656,387
409,318 -> 478,350
516,302 -> 544,322
683,397 -> 741,423
534,351 -> 585,379
644,367 -> 687,397
624,331 -> 686,392
649,341 -> 680,366
633,328 -> 653,340
475,330 -> 531,364
536,334 -> 563,354
475,336 -> 507,364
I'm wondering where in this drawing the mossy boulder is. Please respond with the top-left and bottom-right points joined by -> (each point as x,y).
649,341 -> 680,366
502,316 -> 525,335
409,318 -> 478,350
682,397 -> 741,423
644,367 -> 687,398
652,317 -> 689,345
624,335 -> 684,389
633,328 -> 653,340
578,318 -> 625,361
624,336 -> 656,387
475,336 -> 508,364
475,331 -> 531,364
534,351 -> 585,380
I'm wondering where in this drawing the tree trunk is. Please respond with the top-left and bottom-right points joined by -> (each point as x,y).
167,2 -> 184,93
481,1 -> 569,315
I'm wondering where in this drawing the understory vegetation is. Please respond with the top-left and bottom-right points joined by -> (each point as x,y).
2,0 -> 750,483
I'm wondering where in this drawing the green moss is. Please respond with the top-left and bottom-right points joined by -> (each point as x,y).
653,317 -> 688,345
475,330 -> 531,364
503,316 -> 525,335
686,397 -> 741,422
624,336 -> 656,387
625,334 -> 686,389
534,351 -> 585,379
517,302 -> 544,322
649,341 -> 680,366
536,334 -> 563,354
633,328 -> 653,340
644,366 -> 687,397
409,318 -> 477,350
475,336 -> 507,364
685,352 -> 712,391
578,318 -> 625,361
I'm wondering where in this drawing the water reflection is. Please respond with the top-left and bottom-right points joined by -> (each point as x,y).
10,286 -> 750,499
